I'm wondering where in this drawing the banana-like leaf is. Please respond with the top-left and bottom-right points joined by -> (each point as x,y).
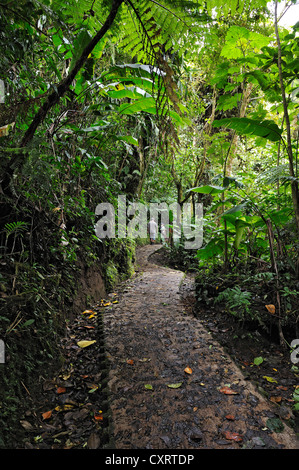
190,184 -> 226,195
213,117 -> 282,142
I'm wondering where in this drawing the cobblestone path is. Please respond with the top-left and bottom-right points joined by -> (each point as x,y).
103,245 -> 298,449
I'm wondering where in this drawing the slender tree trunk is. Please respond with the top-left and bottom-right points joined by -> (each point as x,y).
226,83 -> 254,175
1,0 -> 124,193
274,0 -> 299,231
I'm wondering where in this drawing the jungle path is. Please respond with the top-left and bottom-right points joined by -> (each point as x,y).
103,245 -> 298,449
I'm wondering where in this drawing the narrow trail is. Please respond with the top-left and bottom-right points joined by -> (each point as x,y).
104,245 -> 298,449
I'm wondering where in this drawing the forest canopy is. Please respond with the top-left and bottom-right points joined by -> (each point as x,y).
0,0 -> 299,447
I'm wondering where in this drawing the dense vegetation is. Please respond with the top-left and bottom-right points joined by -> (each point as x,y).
0,0 -> 298,447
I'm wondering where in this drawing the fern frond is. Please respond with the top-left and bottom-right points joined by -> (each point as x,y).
256,164 -> 299,186
4,221 -> 28,237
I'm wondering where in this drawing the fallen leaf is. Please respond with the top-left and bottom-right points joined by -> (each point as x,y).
223,431 -> 243,442
277,386 -> 288,391
144,384 -> 153,390
82,310 -> 94,314
55,405 -> 74,412
184,366 -> 192,374
77,340 -> 96,348
265,304 -> 275,314
253,356 -> 264,366
20,420 -> 34,431
56,387 -> 66,394
263,375 -> 278,383
127,359 -> 134,365
42,410 -> 53,420
266,417 -> 284,433
167,383 -> 182,389
225,414 -> 235,420
219,386 -> 238,395
94,411 -> 103,421
87,433 -> 101,449
270,396 -> 282,403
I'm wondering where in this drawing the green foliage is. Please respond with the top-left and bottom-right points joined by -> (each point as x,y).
1,0 -> 299,447
214,286 -> 253,320
213,117 -> 283,142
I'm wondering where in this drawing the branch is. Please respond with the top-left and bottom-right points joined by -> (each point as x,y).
20,0 -> 124,148
1,0 -> 124,193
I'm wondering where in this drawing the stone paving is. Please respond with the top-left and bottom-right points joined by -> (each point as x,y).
103,245 -> 298,449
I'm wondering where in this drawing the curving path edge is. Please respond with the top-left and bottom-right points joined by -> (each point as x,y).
103,245 -> 298,449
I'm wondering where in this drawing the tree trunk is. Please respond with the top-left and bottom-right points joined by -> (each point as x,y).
274,0 -> 299,231
1,0 -> 124,194
226,83 -> 254,176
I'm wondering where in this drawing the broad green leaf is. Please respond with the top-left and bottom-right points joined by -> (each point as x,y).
107,87 -> 151,100
213,117 -> 282,142
254,356 -> 264,366
22,319 -> 35,327
118,97 -> 156,115
217,93 -> 242,111
167,383 -> 182,389
234,219 -> 247,249
191,185 -> 226,195
144,384 -> 153,390
196,239 -> 225,260
266,418 -> 284,433
117,135 -> 138,146
69,29 -> 92,73
222,204 -> 247,216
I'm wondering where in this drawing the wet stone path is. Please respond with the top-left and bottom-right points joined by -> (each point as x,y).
103,245 -> 298,449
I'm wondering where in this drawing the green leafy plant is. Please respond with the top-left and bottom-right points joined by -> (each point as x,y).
293,389 -> 299,411
3,221 -> 28,254
215,286 -> 253,320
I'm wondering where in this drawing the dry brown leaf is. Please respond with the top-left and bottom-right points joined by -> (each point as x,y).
270,396 -> 282,403
265,304 -> 276,314
42,410 -> 53,420
219,386 -> 238,395
223,431 -> 243,442
127,359 -> 134,365
20,420 -> 34,431
94,411 -> 103,421
56,387 -> 66,394
225,414 -> 235,420
87,433 -> 101,449
184,366 -> 192,374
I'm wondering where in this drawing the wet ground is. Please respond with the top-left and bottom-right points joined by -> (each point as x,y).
19,244 -> 298,450
103,245 -> 298,449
